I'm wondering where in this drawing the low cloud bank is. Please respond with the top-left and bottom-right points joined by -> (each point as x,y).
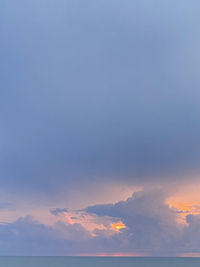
0,189 -> 200,255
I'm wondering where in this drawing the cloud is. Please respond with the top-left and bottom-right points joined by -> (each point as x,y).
0,215 -> 92,255
0,212 -> 126,255
50,208 -> 126,237
50,208 -> 68,216
1,0 -> 200,201
181,215 -> 200,253
86,189 -> 182,254
0,188 -> 200,255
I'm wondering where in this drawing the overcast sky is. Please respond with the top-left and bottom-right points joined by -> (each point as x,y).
1,0 -> 200,256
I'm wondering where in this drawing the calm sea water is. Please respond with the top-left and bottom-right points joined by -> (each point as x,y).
0,257 -> 200,267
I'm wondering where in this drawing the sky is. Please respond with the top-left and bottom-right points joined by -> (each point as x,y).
1,0 -> 200,256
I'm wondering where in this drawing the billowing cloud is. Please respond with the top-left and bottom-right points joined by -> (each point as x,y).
0,188 -> 199,256
50,207 -> 126,237
0,215 -> 92,255
0,213 -> 127,255
86,189 -> 181,254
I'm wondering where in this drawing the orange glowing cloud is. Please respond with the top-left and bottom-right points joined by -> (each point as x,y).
111,222 -> 126,231
168,201 -> 200,213
60,210 -> 126,237
166,181 -> 200,224
64,211 -> 106,234
167,200 -> 200,224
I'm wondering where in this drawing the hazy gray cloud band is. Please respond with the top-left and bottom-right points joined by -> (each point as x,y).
0,0 -> 200,194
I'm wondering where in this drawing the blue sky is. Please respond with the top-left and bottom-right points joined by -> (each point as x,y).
1,0 -> 200,256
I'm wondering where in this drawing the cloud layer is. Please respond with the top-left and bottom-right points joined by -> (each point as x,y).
0,189 -> 199,256
1,0 -> 200,199
1,0 -> 200,255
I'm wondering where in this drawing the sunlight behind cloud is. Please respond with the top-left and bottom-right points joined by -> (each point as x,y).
59,210 -> 126,237
111,222 -> 126,231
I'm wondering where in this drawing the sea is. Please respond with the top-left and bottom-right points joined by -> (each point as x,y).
0,257 -> 200,267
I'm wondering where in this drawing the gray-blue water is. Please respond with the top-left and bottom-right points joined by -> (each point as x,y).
0,257 -> 200,267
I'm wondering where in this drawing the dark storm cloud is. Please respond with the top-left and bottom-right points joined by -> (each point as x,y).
1,0 -> 200,195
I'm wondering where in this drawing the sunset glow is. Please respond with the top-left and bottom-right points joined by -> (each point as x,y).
167,200 -> 200,224
61,211 -> 127,237
169,201 -> 200,213
78,252 -> 147,257
111,222 -> 126,231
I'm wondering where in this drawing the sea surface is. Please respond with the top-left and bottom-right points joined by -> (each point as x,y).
0,257 -> 200,267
